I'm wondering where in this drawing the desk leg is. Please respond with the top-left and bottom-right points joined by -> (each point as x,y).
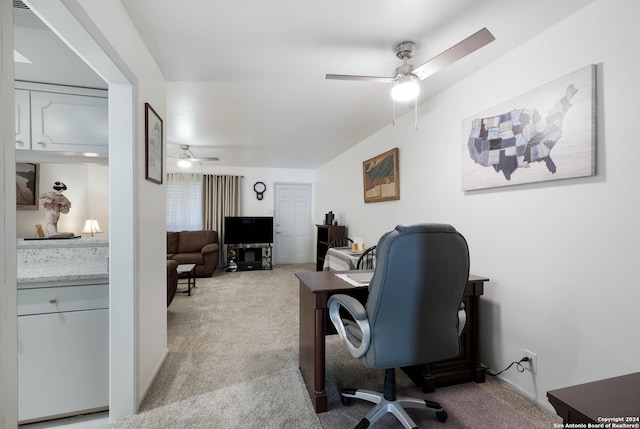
469,290 -> 485,384
299,283 -> 328,413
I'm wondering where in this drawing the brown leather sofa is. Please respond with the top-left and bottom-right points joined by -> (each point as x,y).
167,230 -> 219,277
167,259 -> 178,307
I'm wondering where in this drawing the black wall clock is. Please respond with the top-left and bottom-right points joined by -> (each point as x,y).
253,181 -> 266,200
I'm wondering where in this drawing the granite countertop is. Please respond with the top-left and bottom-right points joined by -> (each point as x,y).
18,273 -> 109,286
17,238 -> 109,284
17,237 -> 109,249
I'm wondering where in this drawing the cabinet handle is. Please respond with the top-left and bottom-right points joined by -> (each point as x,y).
37,134 -> 52,146
49,298 -> 57,304
16,139 -> 24,146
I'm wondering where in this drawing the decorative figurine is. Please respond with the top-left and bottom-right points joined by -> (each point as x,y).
39,182 -> 72,237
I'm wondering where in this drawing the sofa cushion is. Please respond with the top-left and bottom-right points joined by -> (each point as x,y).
172,252 -> 205,265
178,230 -> 217,253
167,232 -> 179,254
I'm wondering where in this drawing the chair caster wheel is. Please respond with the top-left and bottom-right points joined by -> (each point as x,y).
341,395 -> 352,406
436,410 -> 448,422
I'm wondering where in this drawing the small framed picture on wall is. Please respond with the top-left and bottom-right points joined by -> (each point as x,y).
362,148 -> 400,203
145,102 -> 163,184
16,162 -> 39,210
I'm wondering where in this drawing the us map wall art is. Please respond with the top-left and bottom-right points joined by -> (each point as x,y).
461,65 -> 596,191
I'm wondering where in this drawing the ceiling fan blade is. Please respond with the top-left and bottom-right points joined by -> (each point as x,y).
193,157 -> 220,162
412,27 -> 495,81
325,74 -> 395,83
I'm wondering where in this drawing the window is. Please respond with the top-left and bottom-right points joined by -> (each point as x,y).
166,172 -> 203,231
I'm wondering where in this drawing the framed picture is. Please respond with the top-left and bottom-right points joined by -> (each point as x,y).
16,162 -> 39,210
462,65 -> 596,191
363,148 -> 399,203
145,102 -> 163,184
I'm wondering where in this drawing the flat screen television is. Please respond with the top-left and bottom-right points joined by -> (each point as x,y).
224,216 -> 274,244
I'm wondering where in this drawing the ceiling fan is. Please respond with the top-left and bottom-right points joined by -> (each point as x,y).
326,28 -> 495,101
168,144 -> 219,168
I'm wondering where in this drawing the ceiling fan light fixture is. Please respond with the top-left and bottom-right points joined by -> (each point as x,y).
391,74 -> 420,101
177,153 -> 192,168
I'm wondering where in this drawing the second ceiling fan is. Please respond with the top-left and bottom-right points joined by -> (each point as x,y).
326,28 -> 495,101
171,144 -> 220,168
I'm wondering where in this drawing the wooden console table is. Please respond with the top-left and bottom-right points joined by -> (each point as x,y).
547,372 -> 640,424
296,270 -> 489,413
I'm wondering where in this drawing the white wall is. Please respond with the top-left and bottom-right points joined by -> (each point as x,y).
316,0 -> 640,411
72,0 -> 170,409
168,163 -> 315,217
29,0 -> 169,418
16,163 -> 109,238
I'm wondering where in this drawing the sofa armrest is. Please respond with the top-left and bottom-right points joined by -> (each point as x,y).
201,242 -> 219,254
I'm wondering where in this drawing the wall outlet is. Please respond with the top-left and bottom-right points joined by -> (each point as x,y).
524,349 -> 537,374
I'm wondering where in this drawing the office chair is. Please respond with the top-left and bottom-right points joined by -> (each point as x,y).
328,236 -> 354,248
356,245 -> 376,270
328,224 -> 469,429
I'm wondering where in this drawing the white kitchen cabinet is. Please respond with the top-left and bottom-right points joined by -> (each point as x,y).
14,81 -> 108,156
30,90 -> 108,154
17,281 -> 109,423
15,89 -> 31,149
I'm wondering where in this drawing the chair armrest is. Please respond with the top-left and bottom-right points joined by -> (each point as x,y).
328,294 -> 370,359
201,243 -> 219,254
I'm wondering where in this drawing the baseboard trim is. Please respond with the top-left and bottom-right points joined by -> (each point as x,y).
494,375 -> 556,415
138,347 -> 169,407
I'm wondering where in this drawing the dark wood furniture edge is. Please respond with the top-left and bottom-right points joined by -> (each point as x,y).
546,372 -> 640,424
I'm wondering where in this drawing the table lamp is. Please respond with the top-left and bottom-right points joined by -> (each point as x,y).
81,218 -> 102,237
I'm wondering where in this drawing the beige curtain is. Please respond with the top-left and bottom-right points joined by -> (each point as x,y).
203,174 -> 242,266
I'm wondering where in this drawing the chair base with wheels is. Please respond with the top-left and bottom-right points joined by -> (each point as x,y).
340,368 -> 447,429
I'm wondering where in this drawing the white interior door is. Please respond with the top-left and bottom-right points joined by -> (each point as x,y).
274,183 -> 312,264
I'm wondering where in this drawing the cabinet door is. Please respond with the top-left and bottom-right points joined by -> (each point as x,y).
15,89 -> 31,149
30,91 -> 108,154
18,309 -> 109,422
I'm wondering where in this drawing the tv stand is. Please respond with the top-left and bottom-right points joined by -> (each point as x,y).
226,243 -> 272,271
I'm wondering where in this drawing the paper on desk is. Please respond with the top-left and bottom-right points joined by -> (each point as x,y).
335,273 -> 371,287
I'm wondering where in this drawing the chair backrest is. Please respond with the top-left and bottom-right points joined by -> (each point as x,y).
361,224 -> 469,369
328,236 -> 353,248
356,245 -> 376,270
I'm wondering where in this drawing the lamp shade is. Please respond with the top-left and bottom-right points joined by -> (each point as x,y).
81,218 -> 102,236
391,74 -> 420,101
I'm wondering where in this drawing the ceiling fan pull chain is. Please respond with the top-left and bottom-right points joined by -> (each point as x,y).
392,99 -> 396,127
414,96 -> 418,130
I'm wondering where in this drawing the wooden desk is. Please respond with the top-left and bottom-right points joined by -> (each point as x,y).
296,270 -> 489,413
547,372 -> 640,424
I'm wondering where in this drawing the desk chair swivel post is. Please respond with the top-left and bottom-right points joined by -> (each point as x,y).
328,224 -> 469,429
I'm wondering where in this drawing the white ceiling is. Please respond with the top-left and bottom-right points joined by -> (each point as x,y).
16,0 -> 596,169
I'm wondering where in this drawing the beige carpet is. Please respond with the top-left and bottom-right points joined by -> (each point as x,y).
114,264 -> 559,429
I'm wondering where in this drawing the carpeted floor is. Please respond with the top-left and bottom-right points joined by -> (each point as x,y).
114,264 -> 560,429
